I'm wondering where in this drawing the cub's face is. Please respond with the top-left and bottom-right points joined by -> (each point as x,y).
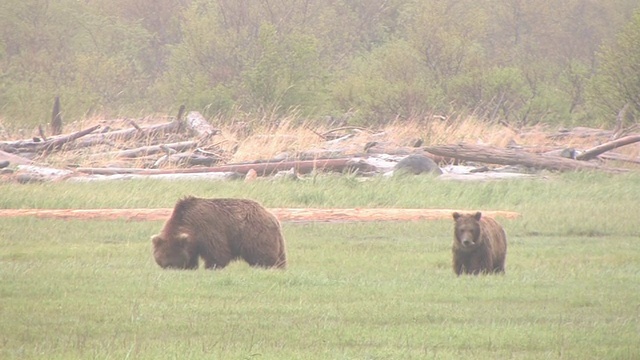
453,212 -> 482,250
151,233 -> 192,269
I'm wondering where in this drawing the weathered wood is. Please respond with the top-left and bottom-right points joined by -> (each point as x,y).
67,120 -> 183,148
38,125 -> 47,141
598,152 -> 640,165
0,150 -> 34,165
0,125 -> 101,154
140,158 -> 377,176
40,125 -> 102,152
0,207 -> 520,222
91,141 -> 198,159
74,157 -> 377,177
176,104 -> 186,121
51,96 -> 62,135
547,127 -> 614,140
425,143 -> 628,173
14,165 -> 74,183
69,172 -> 239,182
185,111 -> 218,137
151,152 -> 220,168
71,167 -> 144,175
575,134 -> 640,161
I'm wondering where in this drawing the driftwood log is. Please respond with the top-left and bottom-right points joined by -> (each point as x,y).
91,141 -> 198,159
75,158 -> 377,177
185,111 -> 219,138
575,134 -> 640,161
155,153 -> 220,167
0,150 -> 34,165
51,96 -> 62,136
0,125 -> 101,154
0,208 -> 520,222
68,172 -> 239,182
79,120 -> 182,144
425,143 -> 628,173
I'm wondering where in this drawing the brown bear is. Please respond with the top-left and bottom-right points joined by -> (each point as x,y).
451,212 -> 507,276
152,196 -> 287,270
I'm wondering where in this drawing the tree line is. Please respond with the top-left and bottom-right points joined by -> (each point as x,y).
0,0 -> 639,129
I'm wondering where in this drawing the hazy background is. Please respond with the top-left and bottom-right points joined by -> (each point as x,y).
1,0 -> 639,129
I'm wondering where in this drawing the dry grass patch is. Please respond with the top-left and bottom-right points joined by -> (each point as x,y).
229,118 -> 325,162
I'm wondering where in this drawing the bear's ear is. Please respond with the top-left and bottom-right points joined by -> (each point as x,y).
151,235 -> 162,246
177,233 -> 190,243
474,212 -> 482,221
452,212 -> 461,220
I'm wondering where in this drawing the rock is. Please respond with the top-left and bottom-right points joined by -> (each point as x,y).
394,154 -> 443,175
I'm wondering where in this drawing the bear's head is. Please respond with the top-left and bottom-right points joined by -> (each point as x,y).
151,233 -> 197,269
453,212 -> 483,250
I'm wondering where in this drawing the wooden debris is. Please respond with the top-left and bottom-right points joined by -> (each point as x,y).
1,108 -> 638,184
0,207 -> 520,223
75,120 -> 182,144
75,157 -> 377,177
92,141 -> 198,159
14,165 -> 74,183
68,172 -> 239,182
0,125 -> 100,154
575,134 -> 640,161
425,143 -> 629,173
51,96 -> 62,135
185,111 -> 219,138
0,150 -> 34,165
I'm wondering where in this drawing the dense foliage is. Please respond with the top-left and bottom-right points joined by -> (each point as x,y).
1,0 -> 639,128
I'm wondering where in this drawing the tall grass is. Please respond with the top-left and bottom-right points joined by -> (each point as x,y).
1,173 -> 639,359
1,171 -> 638,236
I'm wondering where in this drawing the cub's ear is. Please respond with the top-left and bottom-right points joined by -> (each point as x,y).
452,212 -> 461,220
151,235 -> 162,246
474,212 -> 482,221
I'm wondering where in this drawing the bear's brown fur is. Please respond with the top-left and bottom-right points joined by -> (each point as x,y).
152,196 -> 287,270
452,212 -> 507,276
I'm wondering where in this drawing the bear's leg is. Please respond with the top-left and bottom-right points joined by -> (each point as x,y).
203,257 -> 230,270
453,255 -> 464,276
468,256 -> 487,275
186,255 -> 199,269
493,258 -> 506,274
243,251 -> 277,268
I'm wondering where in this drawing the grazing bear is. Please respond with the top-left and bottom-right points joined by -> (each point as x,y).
452,212 -> 507,276
152,196 -> 287,270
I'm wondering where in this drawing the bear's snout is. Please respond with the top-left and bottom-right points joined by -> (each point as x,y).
462,239 -> 473,246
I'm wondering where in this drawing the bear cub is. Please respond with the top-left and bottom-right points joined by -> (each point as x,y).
452,211 -> 507,276
152,196 -> 287,270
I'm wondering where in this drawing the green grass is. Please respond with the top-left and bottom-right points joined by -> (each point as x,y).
1,172 -> 639,359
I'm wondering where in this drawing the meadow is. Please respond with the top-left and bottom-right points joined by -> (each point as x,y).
1,172 -> 639,359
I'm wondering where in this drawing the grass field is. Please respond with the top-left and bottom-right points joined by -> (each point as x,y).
1,172 -> 639,359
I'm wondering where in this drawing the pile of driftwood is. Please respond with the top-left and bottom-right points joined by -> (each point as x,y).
1,109 -> 639,183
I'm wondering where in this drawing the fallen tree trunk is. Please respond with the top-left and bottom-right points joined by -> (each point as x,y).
68,172 -> 239,182
0,125 -> 101,154
14,165 -> 74,183
91,141 -> 198,159
546,127 -> 614,140
598,152 -> 640,165
185,111 -> 218,138
71,120 -> 183,146
75,157 -> 378,177
0,208 -> 520,222
0,150 -> 35,165
575,134 -> 640,161
152,152 -> 221,167
425,143 -> 628,173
